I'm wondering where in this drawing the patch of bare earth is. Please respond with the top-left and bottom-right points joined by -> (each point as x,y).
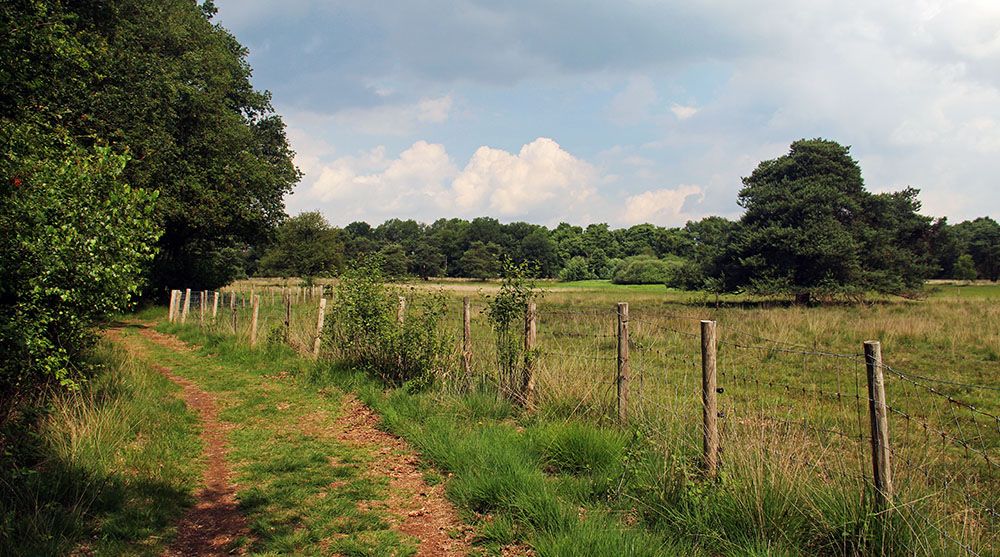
320,395 -> 474,556
109,324 -> 251,556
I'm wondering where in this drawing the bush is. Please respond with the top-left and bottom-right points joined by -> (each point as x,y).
1,133 -> 160,412
484,261 -> 538,405
558,256 -> 596,282
326,259 -> 451,387
611,255 -> 684,285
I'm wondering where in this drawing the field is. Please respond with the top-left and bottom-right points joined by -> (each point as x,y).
204,278 -> 1000,555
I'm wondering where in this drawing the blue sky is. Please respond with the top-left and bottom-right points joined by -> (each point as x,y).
215,0 -> 1000,227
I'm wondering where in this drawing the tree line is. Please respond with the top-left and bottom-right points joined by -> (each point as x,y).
258,141 -> 999,301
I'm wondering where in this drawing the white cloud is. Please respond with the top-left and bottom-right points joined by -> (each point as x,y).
670,103 -> 698,120
622,185 -> 703,225
454,138 -> 598,215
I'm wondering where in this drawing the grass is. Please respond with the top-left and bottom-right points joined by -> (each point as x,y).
167,280 -> 1000,554
0,337 -> 202,556
143,321 -> 419,556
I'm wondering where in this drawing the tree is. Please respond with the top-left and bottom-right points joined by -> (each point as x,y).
379,244 -> 410,278
409,242 -> 446,280
459,241 -> 501,279
2,0 -> 299,292
559,256 -> 596,282
728,139 -> 932,302
954,254 -> 978,281
519,229 -> 560,277
956,217 -> 1000,281
257,212 -> 344,277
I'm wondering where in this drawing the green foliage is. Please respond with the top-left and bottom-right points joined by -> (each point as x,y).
0,133 -> 160,405
956,217 -> 1000,281
954,254 -> 978,281
612,255 -> 684,285
559,256 -> 597,282
460,240 -> 502,279
327,260 -> 451,387
484,261 -> 538,404
727,138 -> 934,301
257,212 -> 344,278
2,0 -> 300,291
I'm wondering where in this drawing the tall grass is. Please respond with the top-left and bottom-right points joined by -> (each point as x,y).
0,336 -> 201,555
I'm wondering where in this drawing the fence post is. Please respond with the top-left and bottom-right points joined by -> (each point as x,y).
865,340 -> 893,511
181,288 -> 191,324
701,320 -> 719,478
284,291 -> 291,343
212,291 -> 219,320
617,302 -> 630,424
249,295 -> 260,347
522,300 -> 538,409
397,295 -> 406,324
199,291 -> 206,327
312,298 -> 327,359
174,290 -> 182,323
463,297 -> 473,386
231,302 -> 237,335
168,290 -> 177,322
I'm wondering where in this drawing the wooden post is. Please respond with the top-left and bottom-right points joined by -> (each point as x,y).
181,288 -> 191,324
168,290 -> 178,322
173,290 -> 182,323
701,320 -> 719,478
229,289 -> 235,310
312,298 -> 327,358
397,295 -> 406,324
462,297 -> 473,384
212,291 -> 219,320
617,302 -> 630,424
249,295 -> 260,347
199,291 -> 206,327
231,303 -> 237,334
522,301 -> 538,409
865,340 -> 893,510
284,291 -> 291,343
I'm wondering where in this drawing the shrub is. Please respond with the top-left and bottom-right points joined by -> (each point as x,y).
1,134 -> 160,413
484,261 -> 538,404
611,255 -> 683,285
558,256 -> 596,282
326,259 -> 451,387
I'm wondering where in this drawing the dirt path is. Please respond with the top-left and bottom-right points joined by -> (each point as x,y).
331,395 -> 472,557
109,325 -> 251,556
114,323 -> 473,556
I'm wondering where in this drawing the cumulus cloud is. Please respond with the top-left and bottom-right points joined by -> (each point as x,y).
622,185 -> 703,225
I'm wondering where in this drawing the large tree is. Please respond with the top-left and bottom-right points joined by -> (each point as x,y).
258,212 -> 344,278
2,0 -> 299,292
727,139 -> 933,302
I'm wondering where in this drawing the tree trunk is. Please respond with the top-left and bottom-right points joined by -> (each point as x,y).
794,291 -> 812,305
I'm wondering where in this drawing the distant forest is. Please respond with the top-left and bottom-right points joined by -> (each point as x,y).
255,211 -> 999,287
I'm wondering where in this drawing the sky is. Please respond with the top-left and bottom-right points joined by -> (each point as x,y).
214,0 -> 1000,228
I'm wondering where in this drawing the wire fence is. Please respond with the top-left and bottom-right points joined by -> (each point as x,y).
166,286 -> 999,555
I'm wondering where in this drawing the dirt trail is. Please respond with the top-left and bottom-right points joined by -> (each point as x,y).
330,395 -> 472,557
111,325 -> 251,556
115,324 -> 473,556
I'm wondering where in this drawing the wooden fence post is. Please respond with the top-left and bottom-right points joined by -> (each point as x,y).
462,297 -> 473,386
168,290 -> 178,322
181,288 -> 191,324
198,291 -> 204,327
229,289 -> 235,310
231,302 -> 237,335
522,301 -> 538,409
284,291 -> 291,343
865,340 -> 893,511
617,302 -> 630,424
397,295 -> 406,324
312,298 -> 327,358
174,290 -> 182,323
212,291 -> 219,320
249,295 -> 260,347
701,320 -> 719,478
